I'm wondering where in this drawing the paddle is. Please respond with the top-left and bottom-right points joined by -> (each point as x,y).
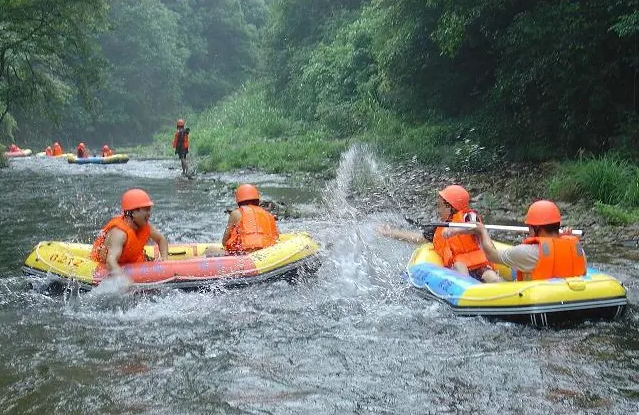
424,222 -> 583,236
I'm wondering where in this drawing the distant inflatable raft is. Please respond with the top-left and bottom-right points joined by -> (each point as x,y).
22,232 -> 321,291
3,149 -> 32,158
36,152 -> 73,158
67,154 -> 129,164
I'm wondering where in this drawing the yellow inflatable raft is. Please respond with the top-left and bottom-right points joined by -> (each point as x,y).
23,232 -> 320,291
35,152 -> 74,158
404,241 -> 627,326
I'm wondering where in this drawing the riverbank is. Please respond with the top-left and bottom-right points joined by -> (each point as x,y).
374,157 -> 639,257
132,136 -> 639,254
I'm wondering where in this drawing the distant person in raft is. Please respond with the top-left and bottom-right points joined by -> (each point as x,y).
471,200 -> 586,281
101,145 -> 113,157
52,141 -> 63,156
172,118 -> 190,176
204,184 -> 279,257
45,146 -> 53,156
90,188 -> 169,277
376,184 -> 503,283
76,142 -> 89,158
9,144 -> 20,152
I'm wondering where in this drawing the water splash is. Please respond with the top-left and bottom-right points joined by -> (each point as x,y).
321,143 -> 387,220
317,144 -> 412,299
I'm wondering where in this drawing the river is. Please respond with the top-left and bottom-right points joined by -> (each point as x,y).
0,149 -> 638,414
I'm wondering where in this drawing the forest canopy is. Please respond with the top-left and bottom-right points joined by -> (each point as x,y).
2,0 -> 639,161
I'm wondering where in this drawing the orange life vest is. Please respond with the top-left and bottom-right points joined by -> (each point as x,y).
172,129 -> 189,150
102,149 -> 113,157
516,236 -> 587,281
224,205 -> 279,254
52,144 -> 63,156
77,145 -> 87,158
433,210 -> 489,270
90,216 -> 151,265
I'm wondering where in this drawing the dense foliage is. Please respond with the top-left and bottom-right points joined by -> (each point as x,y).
3,0 -> 639,164
263,0 -> 639,159
0,0 -> 267,148
0,0 -> 107,143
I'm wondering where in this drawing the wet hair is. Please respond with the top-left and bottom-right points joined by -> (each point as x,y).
124,210 -> 134,218
531,223 -> 561,234
238,199 -> 259,207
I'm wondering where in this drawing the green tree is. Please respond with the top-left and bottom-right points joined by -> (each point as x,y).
0,0 -> 107,142
94,0 -> 187,144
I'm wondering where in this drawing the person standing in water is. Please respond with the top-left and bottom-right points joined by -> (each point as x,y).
172,119 -> 190,176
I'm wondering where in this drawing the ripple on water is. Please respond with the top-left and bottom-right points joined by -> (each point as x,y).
1,153 -> 638,414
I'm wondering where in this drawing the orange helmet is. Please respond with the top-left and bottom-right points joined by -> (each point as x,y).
103,145 -> 110,150
525,200 -> 561,226
177,119 -> 185,127
235,184 -> 260,203
438,185 -> 470,211
121,188 -> 154,211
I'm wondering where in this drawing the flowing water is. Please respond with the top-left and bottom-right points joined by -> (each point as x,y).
0,149 -> 638,415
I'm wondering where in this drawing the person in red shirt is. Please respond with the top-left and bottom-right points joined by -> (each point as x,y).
102,145 -> 113,157
76,142 -> 89,158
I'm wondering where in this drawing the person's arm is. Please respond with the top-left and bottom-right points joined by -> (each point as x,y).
148,224 -> 168,260
172,131 -> 177,149
442,211 -> 480,238
376,224 -> 426,244
105,228 -> 127,273
473,223 -> 503,264
222,209 -> 242,246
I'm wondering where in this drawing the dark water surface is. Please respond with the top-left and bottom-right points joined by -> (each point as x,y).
1,150 -> 638,415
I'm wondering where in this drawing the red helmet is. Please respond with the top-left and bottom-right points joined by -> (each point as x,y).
438,185 -> 470,211
235,184 -> 260,203
121,188 -> 154,211
525,200 -> 561,226
177,119 -> 185,127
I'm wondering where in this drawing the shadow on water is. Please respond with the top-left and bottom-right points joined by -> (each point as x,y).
0,149 -> 638,414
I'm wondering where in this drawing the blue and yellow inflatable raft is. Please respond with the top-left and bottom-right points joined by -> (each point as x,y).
404,241 -> 627,326
67,154 -> 129,164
